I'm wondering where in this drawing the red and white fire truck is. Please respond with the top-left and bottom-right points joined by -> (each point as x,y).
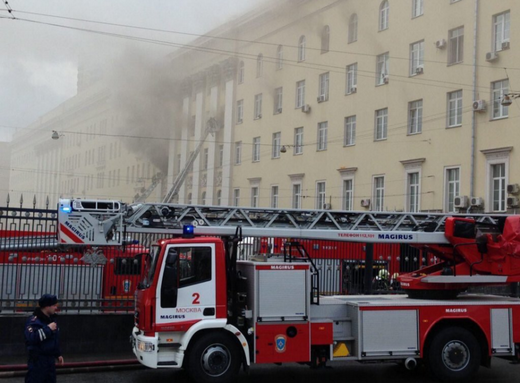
0,228 -> 145,311
57,199 -> 520,382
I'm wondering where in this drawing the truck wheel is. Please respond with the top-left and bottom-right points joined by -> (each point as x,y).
187,332 -> 241,383
428,327 -> 481,382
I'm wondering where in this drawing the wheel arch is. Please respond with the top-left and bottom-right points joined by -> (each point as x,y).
183,324 -> 250,368
423,319 -> 489,366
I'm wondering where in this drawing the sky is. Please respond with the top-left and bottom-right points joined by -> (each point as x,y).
0,0 -> 265,141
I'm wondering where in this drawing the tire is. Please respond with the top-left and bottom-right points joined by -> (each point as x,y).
427,327 -> 481,382
187,332 -> 241,383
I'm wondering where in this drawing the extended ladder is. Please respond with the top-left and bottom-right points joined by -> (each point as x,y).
57,199 -> 508,247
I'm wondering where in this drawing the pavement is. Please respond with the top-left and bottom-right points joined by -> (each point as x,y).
0,351 -> 142,379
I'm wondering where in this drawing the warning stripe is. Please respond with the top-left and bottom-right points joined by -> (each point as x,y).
59,223 -> 84,244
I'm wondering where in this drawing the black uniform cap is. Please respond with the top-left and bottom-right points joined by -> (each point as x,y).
38,294 -> 58,308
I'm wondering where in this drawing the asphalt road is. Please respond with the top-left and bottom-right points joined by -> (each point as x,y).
2,358 -> 519,383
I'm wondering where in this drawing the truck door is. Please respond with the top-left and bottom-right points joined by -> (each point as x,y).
156,244 -> 216,325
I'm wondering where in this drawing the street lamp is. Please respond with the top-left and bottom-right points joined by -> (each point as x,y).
501,92 -> 520,106
51,130 -> 63,140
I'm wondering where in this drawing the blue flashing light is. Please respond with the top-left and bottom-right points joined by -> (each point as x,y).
60,205 -> 72,213
183,224 -> 195,238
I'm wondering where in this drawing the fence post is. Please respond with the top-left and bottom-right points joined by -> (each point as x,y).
363,243 -> 374,294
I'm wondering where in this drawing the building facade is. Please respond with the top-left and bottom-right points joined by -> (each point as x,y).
169,0 -> 520,213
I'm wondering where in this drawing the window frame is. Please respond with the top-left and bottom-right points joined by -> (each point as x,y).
376,52 -> 389,85
277,45 -> 284,70
316,181 -> 326,209
374,108 -> 388,141
408,99 -> 423,135
318,72 -> 330,101
412,0 -> 423,18
379,1 -> 389,31
321,25 -> 330,54
406,171 -> 420,212
346,63 -> 358,94
344,115 -> 356,146
274,87 -> 283,114
256,54 -> 263,78
235,141 -> 242,165
447,90 -> 463,127
296,80 -> 306,108
343,178 -> 354,211
317,121 -> 328,151
298,35 -> 306,62
272,132 -> 281,159
348,14 -> 358,43
271,185 -> 279,208
493,11 -> 510,52
373,176 -> 385,211
444,166 -> 460,213
491,79 -> 509,120
254,93 -> 263,119
294,127 -> 303,155
448,26 -> 464,65
238,61 -> 244,84
252,137 -> 261,162
410,40 -> 424,76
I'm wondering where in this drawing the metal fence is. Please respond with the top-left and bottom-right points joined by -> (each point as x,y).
2,199 -> 516,314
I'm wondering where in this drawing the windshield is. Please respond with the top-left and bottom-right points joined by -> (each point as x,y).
141,245 -> 160,288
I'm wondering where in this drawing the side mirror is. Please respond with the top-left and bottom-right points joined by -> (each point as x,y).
476,235 -> 488,254
166,250 -> 178,266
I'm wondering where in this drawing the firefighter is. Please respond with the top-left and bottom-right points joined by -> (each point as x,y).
24,294 -> 64,383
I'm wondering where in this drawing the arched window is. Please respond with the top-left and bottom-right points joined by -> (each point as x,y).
379,1 -> 389,31
298,35 -> 306,62
256,54 -> 263,78
348,14 -> 358,43
277,45 -> 283,69
321,25 -> 330,53
238,61 -> 244,84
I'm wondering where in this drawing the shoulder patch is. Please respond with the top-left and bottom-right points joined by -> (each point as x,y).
31,316 -> 37,322
26,326 -> 33,332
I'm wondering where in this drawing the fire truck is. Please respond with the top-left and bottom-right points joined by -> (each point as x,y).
57,199 -> 520,382
0,228 -> 145,311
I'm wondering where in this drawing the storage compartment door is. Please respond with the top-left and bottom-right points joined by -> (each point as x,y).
491,309 -> 512,354
361,310 -> 418,357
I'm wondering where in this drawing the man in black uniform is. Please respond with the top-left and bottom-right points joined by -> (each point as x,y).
24,294 -> 64,383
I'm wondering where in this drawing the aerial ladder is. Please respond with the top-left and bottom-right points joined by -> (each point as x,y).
133,117 -> 221,203
57,198 -> 520,298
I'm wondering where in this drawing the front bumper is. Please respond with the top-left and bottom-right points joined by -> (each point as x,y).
131,326 -> 184,369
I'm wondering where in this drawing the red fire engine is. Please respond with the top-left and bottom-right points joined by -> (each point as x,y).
57,199 -> 520,382
0,228 -> 145,311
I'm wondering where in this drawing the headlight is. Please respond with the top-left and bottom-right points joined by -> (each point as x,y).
137,339 -> 155,352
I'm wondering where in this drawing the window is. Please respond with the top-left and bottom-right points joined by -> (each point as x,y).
493,11 -> 510,52
254,94 -> 262,119
272,132 -> 281,158
375,108 -> 388,140
316,182 -> 326,209
343,179 -> 354,210
379,1 -> 389,31
235,141 -> 242,165
271,186 -> 279,208
376,52 -> 389,85
292,184 -> 302,209
201,191 -> 206,205
447,90 -> 463,127
294,127 -> 303,155
203,148 -> 209,170
448,27 -> 464,65
233,189 -> 240,206
344,116 -> 356,146
318,72 -> 329,101
274,87 -> 283,113
296,80 -> 306,108
219,145 -> 224,167
321,25 -> 330,54
187,192 -> 192,205
492,79 -> 509,119
410,40 -> 424,75
236,100 -> 243,123
277,45 -> 284,69
256,54 -> 263,78
445,167 -> 460,212
490,163 -> 506,211
348,14 -> 358,43
408,100 -> 423,134
251,187 -> 259,207
298,35 -> 306,61
412,0 -> 423,18
253,137 -> 261,162
373,176 -> 385,211
238,61 -> 244,84
346,63 -> 357,94
216,190 -> 221,206
317,121 -> 328,151
407,172 -> 420,212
